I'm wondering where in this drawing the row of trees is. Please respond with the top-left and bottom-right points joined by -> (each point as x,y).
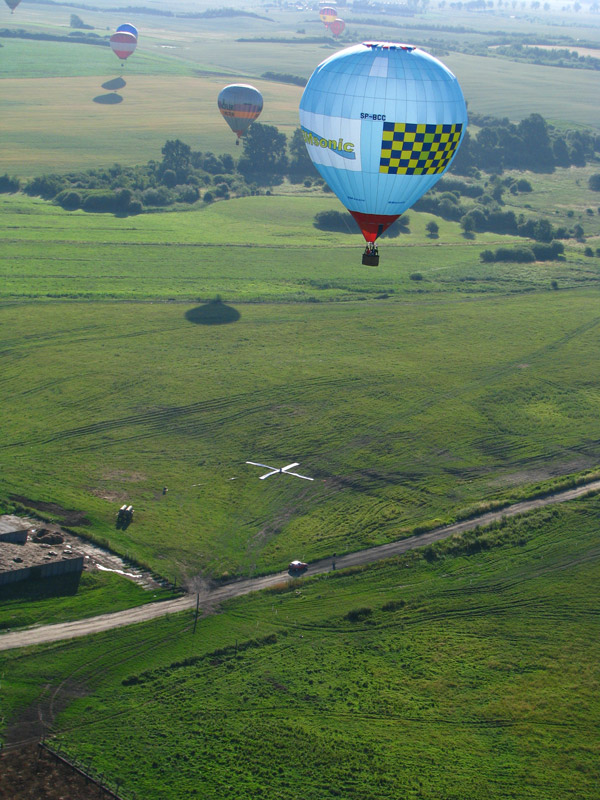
2,115 -> 596,239
480,241 -> 565,263
314,210 -> 410,238
1,127 -> 316,214
493,43 -> 600,71
452,113 -> 600,175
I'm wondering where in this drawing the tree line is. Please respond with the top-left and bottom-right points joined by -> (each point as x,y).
0,125 -> 317,214
452,113 -> 599,174
1,114 -> 597,235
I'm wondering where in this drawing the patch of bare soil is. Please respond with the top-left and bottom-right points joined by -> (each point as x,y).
489,459 -> 596,489
0,745 -> 101,800
9,497 -> 89,527
101,470 -> 146,483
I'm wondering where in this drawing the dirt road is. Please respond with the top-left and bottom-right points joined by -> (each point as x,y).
2,480 -> 599,652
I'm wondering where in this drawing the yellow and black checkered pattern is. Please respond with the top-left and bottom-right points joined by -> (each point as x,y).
379,122 -> 463,175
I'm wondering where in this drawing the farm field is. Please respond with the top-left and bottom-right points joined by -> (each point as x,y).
0,67 -> 301,175
1,180 -> 599,302
2,286 -> 600,580
2,6 -> 600,175
3,495 -> 600,799
2,0 -> 600,793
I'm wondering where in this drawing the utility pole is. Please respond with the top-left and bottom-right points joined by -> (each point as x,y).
193,592 -> 200,634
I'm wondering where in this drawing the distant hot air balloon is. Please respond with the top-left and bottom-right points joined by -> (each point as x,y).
116,23 -> 138,39
5,0 -> 21,12
217,84 -> 263,145
299,42 -> 467,265
329,18 -> 345,37
110,31 -> 137,62
319,6 -> 337,26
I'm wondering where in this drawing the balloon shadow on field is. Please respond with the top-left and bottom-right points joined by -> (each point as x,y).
102,77 -> 126,90
93,92 -> 123,105
185,298 -> 241,326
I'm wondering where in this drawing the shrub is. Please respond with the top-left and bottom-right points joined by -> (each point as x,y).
214,183 -> 230,198
115,187 -> 133,212
24,175 -> 65,199
493,246 -> 535,263
203,192 -> 214,203
516,178 -> 533,192
345,607 -> 373,622
460,214 -> 475,234
54,190 -> 82,210
423,546 -> 438,562
409,273 -> 423,281
584,246 -> 594,257
531,240 -> 564,260
480,249 -> 495,263
0,174 -> 20,193
162,169 -> 177,188
381,600 -> 405,612
588,174 -> 600,191
142,187 -> 173,206
82,191 -> 118,212
128,200 -> 143,215
551,280 -> 558,290
436,178 -> 483,198
175,185 -> 199,203
313,209 -> 356,233
380,215 -> 409,238
426,220 -> 439,237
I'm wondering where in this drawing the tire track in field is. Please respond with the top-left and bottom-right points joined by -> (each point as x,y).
335,313 -> 600,481
2,615 -> 194,750
0,375 -> 362,451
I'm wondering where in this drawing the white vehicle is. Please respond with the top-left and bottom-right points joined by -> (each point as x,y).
288,560 -> 308,573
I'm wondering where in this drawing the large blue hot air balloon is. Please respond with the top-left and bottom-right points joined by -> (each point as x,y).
299,42 -> 467,264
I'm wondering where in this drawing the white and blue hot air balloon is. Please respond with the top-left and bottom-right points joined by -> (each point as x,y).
299,42 -> 467,264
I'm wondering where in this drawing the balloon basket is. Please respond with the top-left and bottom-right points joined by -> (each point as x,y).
362,253 -> 379,266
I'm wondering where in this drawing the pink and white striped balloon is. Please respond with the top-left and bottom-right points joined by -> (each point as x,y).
110,31 -> 137,61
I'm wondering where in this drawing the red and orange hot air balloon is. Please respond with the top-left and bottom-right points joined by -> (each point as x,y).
329,18 -> 345,37
110,31 -> 137,63
217,84 -> 263,145
319,6 -> 337,27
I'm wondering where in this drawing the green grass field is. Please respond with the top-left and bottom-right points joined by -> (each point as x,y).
1,189 -> 598,301
3,495 -> 599,798
2,280 -> 600,580
1,3 -> 600,797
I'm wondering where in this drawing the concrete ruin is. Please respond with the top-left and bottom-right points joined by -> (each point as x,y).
0,515 -> 84,588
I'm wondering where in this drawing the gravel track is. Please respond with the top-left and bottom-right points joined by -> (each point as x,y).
1,479 -> 599,653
